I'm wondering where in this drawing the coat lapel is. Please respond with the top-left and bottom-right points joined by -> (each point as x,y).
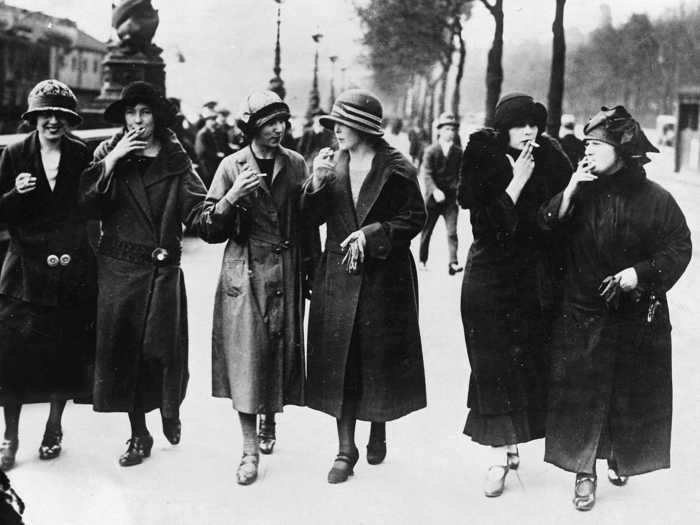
122,158 -> 156,234
355,151 -> 392,227
333,151 -> 359,230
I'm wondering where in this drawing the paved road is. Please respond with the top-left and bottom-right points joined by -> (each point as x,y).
7,147 -> 700,524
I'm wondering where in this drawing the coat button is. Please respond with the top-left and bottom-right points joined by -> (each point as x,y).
275,290 -> 283,296
273,247 -> 282,254
46,254 -> 59,267
59,254 -> 71,266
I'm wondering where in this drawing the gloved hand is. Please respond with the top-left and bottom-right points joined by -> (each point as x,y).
598,275 -> 622,310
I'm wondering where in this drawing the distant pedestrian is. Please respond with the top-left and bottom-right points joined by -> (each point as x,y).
458,93 -> 572,497
408,117 -> 428,167
80,81 -> 207,467
0,80 -> 96,471
214,109 -> 234,157
418,112 -> 463,275
558,114 -> 585,166
198,91 -> 315,485
302,89 -> 427,484
195,109 -> 224,186
297,108 -> 335,167
539,106 -> 691,511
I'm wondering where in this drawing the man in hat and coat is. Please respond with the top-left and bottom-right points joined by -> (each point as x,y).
195,109 -> 224,187
419,112 -> 463,274
539,106 -> 691,511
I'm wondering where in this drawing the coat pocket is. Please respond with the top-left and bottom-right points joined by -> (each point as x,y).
221,259 -> 248,297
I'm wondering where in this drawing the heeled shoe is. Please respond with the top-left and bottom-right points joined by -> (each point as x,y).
258,419 -> 276,455
162,417 -> 181,445
366,440 -> 386,465
328,447 -> 359,484
483,465 -> 509,497
236,453 -> 259,485
573,473 -> 597,511
118,434 -> 154,467
0,439 -> 19,471
448,262 -> 464,275
39,426 -> 63,460
506,449 -> 520,471
607,459 -> 628,486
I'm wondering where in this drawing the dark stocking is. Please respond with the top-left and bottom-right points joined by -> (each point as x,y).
2,399 -> 21,441
46,396 -> 67,431
369,422 -> 385,444
128,411 -> 148,437
336,400 -> 358,455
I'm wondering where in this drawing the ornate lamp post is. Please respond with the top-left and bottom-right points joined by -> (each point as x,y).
268,0 -> 286,99
306,29 -> 323,117
340,65 -> 347,92
328,55 -> 338,108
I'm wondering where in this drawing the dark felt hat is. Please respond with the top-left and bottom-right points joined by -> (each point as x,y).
493,92 -> 547,132
583,106 -> 659,164
21,79 -> 82,126
104,81 -> 175,127
320,89 -> 384,136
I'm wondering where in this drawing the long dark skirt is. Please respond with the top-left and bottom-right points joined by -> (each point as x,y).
0,295 -> 94,404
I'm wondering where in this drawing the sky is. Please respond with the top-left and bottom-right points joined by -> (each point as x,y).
5,0 -> 697,117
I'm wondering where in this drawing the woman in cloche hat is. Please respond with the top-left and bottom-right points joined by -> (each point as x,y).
302,88 -> 427,484
0,79 -> 96,470
80,81 -> 207,467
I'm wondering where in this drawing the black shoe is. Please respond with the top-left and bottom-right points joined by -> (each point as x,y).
366,440 -> 386,465
39,426 -> 63,460
162,417 -> 181,445
607,459 -> 628,486
119,434 -> 154,467
448,262 -> 464,275
573,473 -> 597,511
328,447 -> 359,484
0,439 -> 18,471
258,419 -> 276,455
236,453 -> 260,486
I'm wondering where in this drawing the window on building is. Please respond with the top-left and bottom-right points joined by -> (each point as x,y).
71,56 -> 77,70
93,58 -> 99,73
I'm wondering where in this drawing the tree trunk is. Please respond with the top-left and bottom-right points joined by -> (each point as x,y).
483,0 -> 504,127
428,80 -> 438,141
546,0 -> 567,137
452,25 -> 466,119
419,75 -> 429,129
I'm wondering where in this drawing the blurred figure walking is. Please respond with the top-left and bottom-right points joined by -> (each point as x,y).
0,80 -> 96,470
418,112 -> 463,274
558,114 -> 585,167
199,91 -> 314,485
195,109 -> 224,187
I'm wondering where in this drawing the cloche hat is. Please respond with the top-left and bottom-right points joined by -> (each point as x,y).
320,89 -> 384,136
237,90 -> 290,135
104,81 -> 175,127
493,92 -> 547,132
21,79 -> 82,126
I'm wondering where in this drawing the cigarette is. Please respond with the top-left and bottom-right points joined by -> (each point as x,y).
529,140 -> 540,148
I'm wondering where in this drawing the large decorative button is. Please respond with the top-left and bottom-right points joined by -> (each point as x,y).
59,254 -> 71,266
151,248 -> 170,266
46,254 -> 59,267
273,247 -> 282,254
275,290 -> 283,297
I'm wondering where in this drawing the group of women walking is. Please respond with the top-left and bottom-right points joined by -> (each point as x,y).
0,77 -> 691,513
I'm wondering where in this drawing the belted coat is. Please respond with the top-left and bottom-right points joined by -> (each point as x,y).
539,164 -> 691,476
0,132 -> 95,402
198,145 -> 313,414
301,142 -> 427,422
79,130 -> 207,416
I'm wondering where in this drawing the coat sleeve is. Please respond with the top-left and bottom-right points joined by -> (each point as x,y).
361,174 -> 426,260
180,160 -> 208,231
196,156 -> 246,244
78,139 -> 119,219
633,191 -> 692,293
300,176 -> 332,227
420,147 -> 437,200
457,140 -> 519,240
0,147 -> 26,223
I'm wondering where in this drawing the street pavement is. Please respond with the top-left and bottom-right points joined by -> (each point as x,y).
7,147 -> 700,525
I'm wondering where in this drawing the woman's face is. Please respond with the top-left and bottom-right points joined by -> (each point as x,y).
124,103 -> 155,141
334,123 -> 363,151
36,112 -> 70,142
255,117 -> 286,149
584,139 -> 622,175
508,123 -> 538,150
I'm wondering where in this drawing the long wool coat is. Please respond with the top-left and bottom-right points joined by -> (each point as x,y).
302,141 -> 427,422
458,130 -> 572,422
0,132 -> 95,403
539,164 -> 691,476
79,130 -> 207,417
198,145 -> 312,414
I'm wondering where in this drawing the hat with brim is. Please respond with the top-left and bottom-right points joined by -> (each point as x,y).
320,89 -> 384,137
21,79 -> 82,126
436,112 -> 459,129
493,92 -> 547,132
237,91 -> 291,136
104,81 -> 175,127
583,105 -> 659,162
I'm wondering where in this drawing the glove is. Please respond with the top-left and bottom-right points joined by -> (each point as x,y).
598,275 -> 621,310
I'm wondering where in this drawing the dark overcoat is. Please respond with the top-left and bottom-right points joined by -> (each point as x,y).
79,130 -> 207,417
0,132 -> 95,402
539,164 -> 691,476
458,130 -> 571,420
198,145 -> 312,414
302,141 -> 427,422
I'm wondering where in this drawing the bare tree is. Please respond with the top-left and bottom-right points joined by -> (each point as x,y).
546,0 -> 566,137
481,0 -> 504,126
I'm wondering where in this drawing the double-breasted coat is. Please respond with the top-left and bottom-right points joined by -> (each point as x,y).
198,145 -> 313,414
0,132 -> 95,403
301,141 -> 427,422
79,130 -> 207,417
539,164 -> 691,476
458,130 -> 572,443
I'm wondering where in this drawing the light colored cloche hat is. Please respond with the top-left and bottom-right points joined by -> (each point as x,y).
237,90 -> 290,135
21,79 -> 82,126
320,89 -> 384,136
